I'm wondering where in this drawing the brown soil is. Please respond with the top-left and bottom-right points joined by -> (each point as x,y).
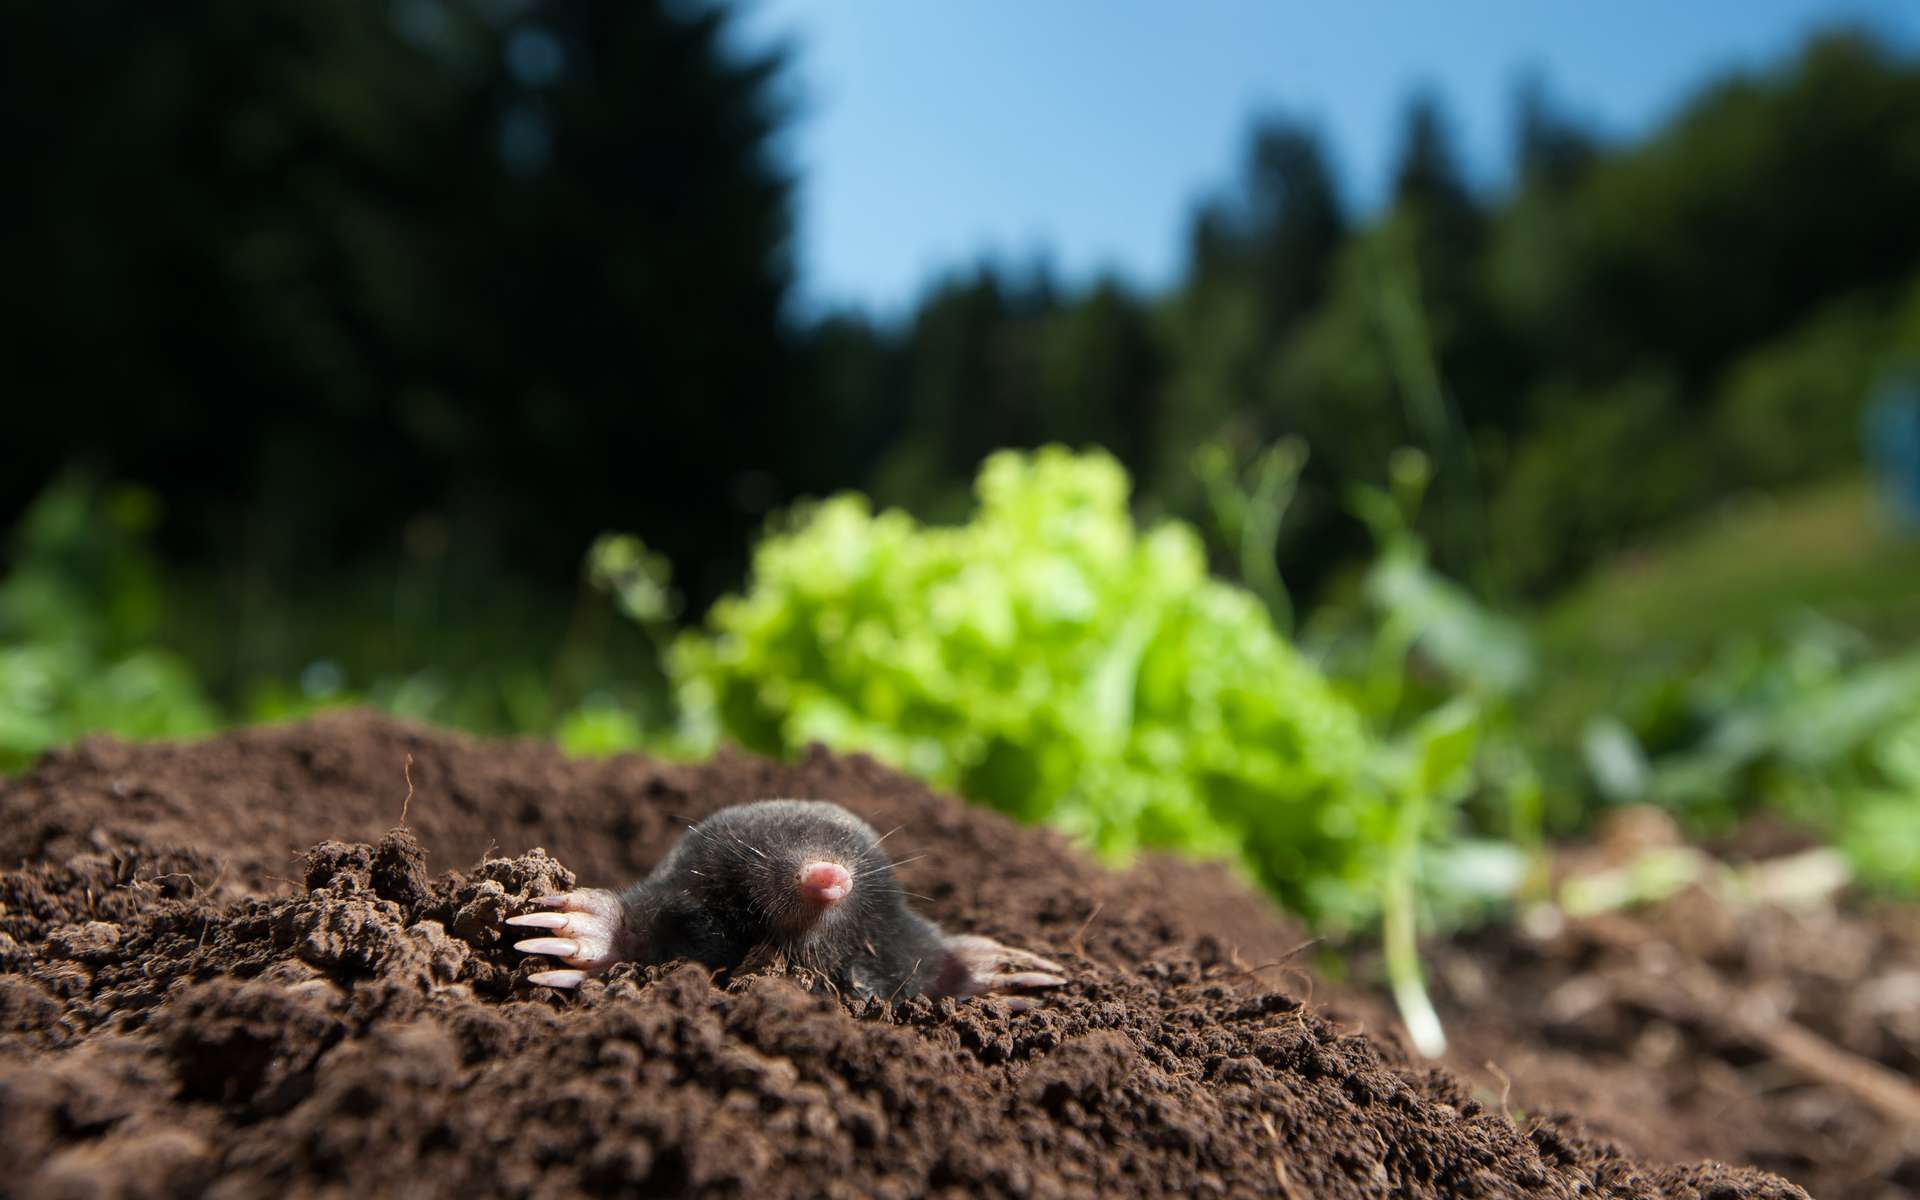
1414,882 -> 1920,1200
0,712 -> 1808,1199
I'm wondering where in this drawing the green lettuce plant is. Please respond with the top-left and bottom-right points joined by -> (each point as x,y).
673,447 -> 1420,929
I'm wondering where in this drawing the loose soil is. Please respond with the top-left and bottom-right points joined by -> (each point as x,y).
0,712 -> 1816,1198
1414,861 -> 1920,1200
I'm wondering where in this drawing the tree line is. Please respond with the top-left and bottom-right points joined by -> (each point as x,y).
6,1 -> 1919,615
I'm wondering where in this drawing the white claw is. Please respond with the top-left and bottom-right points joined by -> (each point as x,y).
514,937 -> 581,958
506,888 -> 631,982
527,969 -> 590,989
933,934 -> 1070,1004
506,912 -> 571,930
532,891 -> 623,921
1012,952 -> 1065,974
991,971 -> 1068,990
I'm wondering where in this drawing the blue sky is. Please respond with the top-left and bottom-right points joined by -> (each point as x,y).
734,1 -> 1920,317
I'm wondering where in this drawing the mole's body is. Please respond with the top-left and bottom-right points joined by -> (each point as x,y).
506,800 -> 1065,1005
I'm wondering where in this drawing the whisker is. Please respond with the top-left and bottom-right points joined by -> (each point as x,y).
887,853 -> 930,871
888,959 -> 923,1004
872,824 -> 904,848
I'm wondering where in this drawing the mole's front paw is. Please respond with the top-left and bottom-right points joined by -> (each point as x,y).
929,934 -> 1067,1011
505,888 -> 629,988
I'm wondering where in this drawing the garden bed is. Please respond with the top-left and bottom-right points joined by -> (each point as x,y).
1411,829 -> 1920,1200
0,713 -> 1819,1197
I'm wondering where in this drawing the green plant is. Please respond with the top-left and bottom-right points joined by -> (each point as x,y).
672,448 -> 1407,924
0,473 -> 219,770
1192,436 -> 1307,633
668,446 -> 1540,1052
1611,617 -> 1920,894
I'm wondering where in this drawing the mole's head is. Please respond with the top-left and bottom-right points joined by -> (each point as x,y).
669,799 -> 899,954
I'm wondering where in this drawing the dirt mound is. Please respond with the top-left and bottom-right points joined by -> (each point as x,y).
0,712 -> 1805,1198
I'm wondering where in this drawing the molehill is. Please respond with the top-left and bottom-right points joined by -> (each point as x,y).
0,713 -> 1803,1198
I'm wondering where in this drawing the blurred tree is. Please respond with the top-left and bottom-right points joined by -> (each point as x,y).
1039,279 -> 1164,480
1234,120 -> 1349,332
0,0 -> 796,601
1490,371 -> 1708,591
1345,95 -> 1508,587
785,310 -> 907,500
1513,73 -> 1598,193
8,8 -> 1920,631
871,262 -> 1061,516
1541,31 -> 1920,391
1480,31 -> 1920,591
1159,116 -> 1348,507
1384,92 -> 1490,379
1391,90 -> 1481,238
1715,281 -> 1920,486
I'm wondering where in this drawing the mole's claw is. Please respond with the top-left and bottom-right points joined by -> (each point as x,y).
506,912 -> 570,930
507,887 -> 632,977
527,969 -> 590,989
989,971 -> 1067,990
514,937 -> 581,958
931,933 -> 1070,1005
1006,950 -> 1065,974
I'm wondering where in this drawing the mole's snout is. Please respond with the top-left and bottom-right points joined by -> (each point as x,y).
797,861 -> 852,907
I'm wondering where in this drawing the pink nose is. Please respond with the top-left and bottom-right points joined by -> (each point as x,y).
797,861 -> 852,907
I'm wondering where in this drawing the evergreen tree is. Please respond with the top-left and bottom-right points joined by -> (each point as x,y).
0,0 -> 797,598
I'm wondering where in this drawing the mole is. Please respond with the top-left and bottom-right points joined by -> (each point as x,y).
505,799 -> 1067,1006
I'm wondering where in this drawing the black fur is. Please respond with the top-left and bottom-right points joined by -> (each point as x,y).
615,800 -> 949,999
